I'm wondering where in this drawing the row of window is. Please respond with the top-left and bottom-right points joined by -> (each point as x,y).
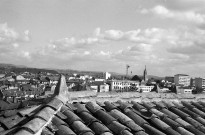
113,86 -> 131,90
113,82 -> 138,86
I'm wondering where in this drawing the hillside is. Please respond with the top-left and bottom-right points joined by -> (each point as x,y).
0,63 -> 58,74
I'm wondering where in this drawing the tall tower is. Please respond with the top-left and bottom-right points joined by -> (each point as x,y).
143,65 -> 147,82
126,64 -> 130,77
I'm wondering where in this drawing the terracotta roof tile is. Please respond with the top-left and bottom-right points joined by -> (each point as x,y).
77,111 -> 99,126
71,121 -> 94,135
89,121 -> 112,135
143,124 -> 166,135
56,111 -> 67,120
14,129 -> 34,135
21,117 -> 46,133
46,98 -> 63,110
191,101 -> 205,110
46,122 -> 58,133
52,116 -> 68,127
106,121 -> 131,135
18,105 -> 41,117
35,107 -> 55,121
86,102 -> 105,114
176,127 -> 194,135
55,125 -> 76,135
62,109 -> 83,125
41,127 -> 55,135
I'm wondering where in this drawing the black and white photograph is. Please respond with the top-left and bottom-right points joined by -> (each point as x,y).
0,0 -> 205,135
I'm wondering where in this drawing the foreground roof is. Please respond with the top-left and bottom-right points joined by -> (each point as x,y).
1,75 -> 205,135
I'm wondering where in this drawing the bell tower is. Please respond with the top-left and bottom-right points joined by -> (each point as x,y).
143,65 -> 147,82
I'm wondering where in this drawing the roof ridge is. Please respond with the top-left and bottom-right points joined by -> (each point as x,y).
13,74 -> 69,135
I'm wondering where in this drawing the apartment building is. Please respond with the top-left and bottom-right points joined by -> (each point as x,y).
195,77 -> 205,90
174,74 -> 190,86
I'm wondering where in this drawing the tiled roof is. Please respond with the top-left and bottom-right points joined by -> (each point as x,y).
1,75 -> 205,135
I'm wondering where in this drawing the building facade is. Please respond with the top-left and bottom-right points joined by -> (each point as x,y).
195,78 -> 205,89
139,85 -> 154,92
109,80 -> 140,91
174,74 -> 190,86
104,72 -> 111,80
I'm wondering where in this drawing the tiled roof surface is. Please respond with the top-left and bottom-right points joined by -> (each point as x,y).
1,75 -> 205,135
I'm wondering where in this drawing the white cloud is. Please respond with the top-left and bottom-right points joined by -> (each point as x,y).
152,5 -> 174,17
50,27 -> 163,52
0,23 -> 19,44
0,23 -> 31,45
100,51 -> 110,56
93,27 -> 101,36
103,30 -> 124,40
13,43 -> 19,48
141,5 -> 205,25
45,26 -> 205,76
20,51 -> 31,59
84,51 -> 90,55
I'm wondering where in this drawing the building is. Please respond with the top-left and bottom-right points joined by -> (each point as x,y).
174,74 -> 190,86
195,78 -> 205,90
95,78 -> 105,82
143,66 -> 148,82
190,78 -> 195,87
176,86 -> 193,94
139,85 -> 154,92
109,80 -> 140,91
165,76 -> 174,83
90,81 -> 109,92
104,72 -> 111,80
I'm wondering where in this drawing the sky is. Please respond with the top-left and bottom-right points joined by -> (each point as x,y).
0,0 -> 205,77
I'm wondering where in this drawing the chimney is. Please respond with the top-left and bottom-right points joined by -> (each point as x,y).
13,96 -> 17,103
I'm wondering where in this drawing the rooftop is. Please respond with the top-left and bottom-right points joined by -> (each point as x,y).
174,74 -> 189,76
1,75 -> 205,135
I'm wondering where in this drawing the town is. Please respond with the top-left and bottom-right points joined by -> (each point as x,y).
0,65 -> 203,104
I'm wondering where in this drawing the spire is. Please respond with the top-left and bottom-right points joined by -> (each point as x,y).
143,65 -> 147,81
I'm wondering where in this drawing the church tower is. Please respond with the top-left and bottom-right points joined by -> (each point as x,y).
143,65 -> 147,82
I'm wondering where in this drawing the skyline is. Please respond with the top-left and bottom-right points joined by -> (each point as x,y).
0,0 -> 205,77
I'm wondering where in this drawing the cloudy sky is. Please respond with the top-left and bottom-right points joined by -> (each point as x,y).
0,0 -> 205,77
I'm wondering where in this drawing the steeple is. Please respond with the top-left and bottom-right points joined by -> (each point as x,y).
143,65 -> 147,81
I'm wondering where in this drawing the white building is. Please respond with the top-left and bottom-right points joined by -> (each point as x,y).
139,86 -> 154,92
95,78 -> 105,82
90,82 -> 109,92
105,72 -> 111,80
109,80 -> 140,91
176,86 -> 193,94
174,74 -> 190,86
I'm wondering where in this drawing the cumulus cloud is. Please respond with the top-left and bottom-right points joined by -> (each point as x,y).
158,0 -> 205,11
141,5 -> 205,25
0,23 -> 31,45
0,23 -> 32,64
49,27 -> 162,52
0,23 -> 19,44
42,25 -> 205,76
